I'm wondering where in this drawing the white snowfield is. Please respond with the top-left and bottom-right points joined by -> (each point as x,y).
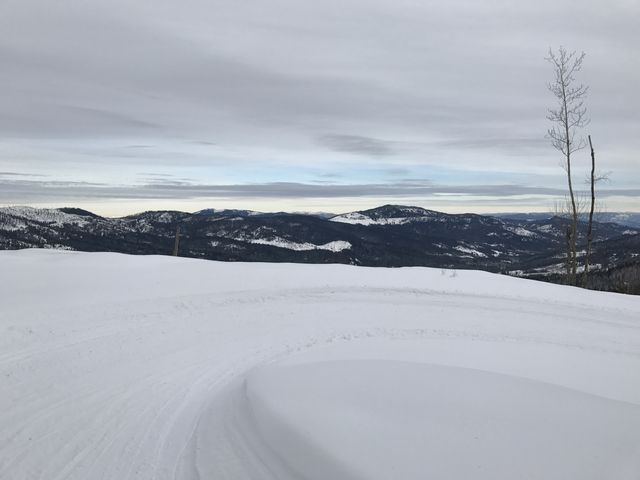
1,250 -> 640,480
329,212 -> 420,225
248,238 -> 351,252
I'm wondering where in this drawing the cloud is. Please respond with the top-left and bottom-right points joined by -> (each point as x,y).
434,137 -> 549,154
316,172 -> 343,179
385,168 -> 412,176
0,0 -> 638,212
318,134 -> 395,157
0,172 -> 48,178
2,177 -> 639,204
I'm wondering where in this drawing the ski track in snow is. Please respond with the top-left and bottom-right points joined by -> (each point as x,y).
1,249 -> 640,479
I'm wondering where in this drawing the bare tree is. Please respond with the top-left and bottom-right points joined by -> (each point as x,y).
546,47 -> 589,286
582,135 -> 596,286
582,137 -> 611,287
553,194 -> 588,282
173,225 -> 182,256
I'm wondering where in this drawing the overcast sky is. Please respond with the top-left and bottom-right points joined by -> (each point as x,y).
0,0 -> 638,216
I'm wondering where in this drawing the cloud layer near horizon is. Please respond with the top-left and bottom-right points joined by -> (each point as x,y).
0,0 -> 638,214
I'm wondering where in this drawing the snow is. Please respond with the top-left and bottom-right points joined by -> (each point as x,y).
1,249 -> 639,480
0,206 -> 90,227
505,225 -> 537,237
330,212 -> 391,225
246,361 -> 640,480
329,212 -> 428,225
248,237 -> 352,252
454,245 -> 487,257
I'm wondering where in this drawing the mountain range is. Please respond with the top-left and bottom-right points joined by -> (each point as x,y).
1,204 -> 639,292
494,212 -> 640,229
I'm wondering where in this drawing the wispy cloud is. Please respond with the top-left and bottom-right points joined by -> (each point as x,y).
2,177 -> 639,204
318,134 -> 395,157
0,171 -> 49,178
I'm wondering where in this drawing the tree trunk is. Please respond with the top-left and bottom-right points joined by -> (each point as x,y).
173,226 -> 181,257
583,135 -> 596,287
562,80 -> 578,286
565,225 -> 572,283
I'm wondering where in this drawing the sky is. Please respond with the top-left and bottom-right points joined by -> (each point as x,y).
0,0 -> 638,216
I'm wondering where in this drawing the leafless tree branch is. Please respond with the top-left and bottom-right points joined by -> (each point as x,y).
546,46 -> 589,286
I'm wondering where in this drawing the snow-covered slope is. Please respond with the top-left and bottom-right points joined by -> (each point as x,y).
0,206 -> 94,228
246,362 -> 640,480
248,237 -> 352,252
1,250 -> 639,480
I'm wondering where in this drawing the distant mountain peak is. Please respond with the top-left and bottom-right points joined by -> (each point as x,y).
363,204 -> 439,216
57,207 -> 103,218
330,204 -> 440,225
195,208 -> 263,217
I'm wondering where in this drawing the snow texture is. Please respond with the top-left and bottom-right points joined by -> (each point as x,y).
454,245 -> 487,257
1,249 -> 639,480
248,238 -> 352,252
329,208 -> 435,225
0,206 -> 90,227
505,225 -> 537,237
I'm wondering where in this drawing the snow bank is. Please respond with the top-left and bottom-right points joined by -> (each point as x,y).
245,360 -> 640,480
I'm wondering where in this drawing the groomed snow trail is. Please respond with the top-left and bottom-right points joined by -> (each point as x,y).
1,250 -> 640,479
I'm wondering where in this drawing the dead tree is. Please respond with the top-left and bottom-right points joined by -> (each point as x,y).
173,225 -> 181,256
546,47 -> 589,286
582,137 -> 610,287
582,136 -> 596,286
